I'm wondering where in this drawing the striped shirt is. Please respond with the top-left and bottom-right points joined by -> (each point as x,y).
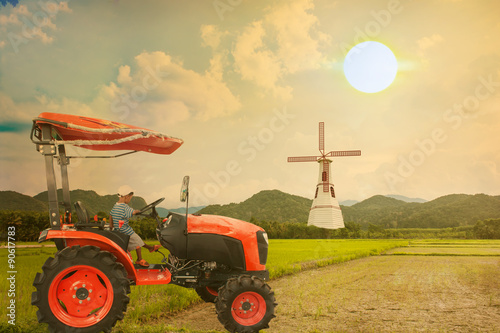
110,203 -> 135,236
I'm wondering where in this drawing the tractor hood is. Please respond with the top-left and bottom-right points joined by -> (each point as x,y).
157,212 -> 268,271
187,214 -> 264,238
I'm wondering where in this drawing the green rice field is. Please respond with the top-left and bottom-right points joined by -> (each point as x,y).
2,238 -> 499,332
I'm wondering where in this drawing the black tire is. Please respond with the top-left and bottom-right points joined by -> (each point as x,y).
195,286 -> 219,303
215,275 -> 277,333
31,245 -> 130,333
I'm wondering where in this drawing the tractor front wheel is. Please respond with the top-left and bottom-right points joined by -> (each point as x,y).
31,245 -> 130,333
215,275 -> 276,333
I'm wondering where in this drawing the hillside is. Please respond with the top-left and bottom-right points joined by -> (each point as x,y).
198,190 -> 312,223
341,193 -> 500,228
0,189 -> 203,218
199,191 -> 500,229
386,194 -> 427,203
0,191 -> 47,211
339,199 -> 359,206
3,189 -> 499,229
349,195 -> 407,210
164,206 -> 206,215
33,189 -> 147,216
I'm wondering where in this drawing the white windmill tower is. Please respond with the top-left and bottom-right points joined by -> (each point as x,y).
288,122 -> 361,229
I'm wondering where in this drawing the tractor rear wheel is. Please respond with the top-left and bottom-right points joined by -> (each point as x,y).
195,286 -> 219,303
215,275 -> 277,333
31,245 -> 130,333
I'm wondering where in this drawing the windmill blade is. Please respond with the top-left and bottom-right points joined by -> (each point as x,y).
288,156 -> 319,162
319,122 -> 324,153
322,159 -> 329,192
326,150 -> 361,157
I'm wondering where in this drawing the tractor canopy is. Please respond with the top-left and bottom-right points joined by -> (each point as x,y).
32,112 -> 183,155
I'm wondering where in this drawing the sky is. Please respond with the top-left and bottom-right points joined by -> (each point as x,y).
0,0 -> 499,209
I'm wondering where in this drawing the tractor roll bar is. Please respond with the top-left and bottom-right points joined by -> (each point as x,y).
30,120 -> 140,232
30,113 -> 182,235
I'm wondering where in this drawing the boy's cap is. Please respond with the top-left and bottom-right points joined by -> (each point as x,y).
117,185 -> 134,197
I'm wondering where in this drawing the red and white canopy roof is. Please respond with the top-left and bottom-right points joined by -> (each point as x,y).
34,112 -> 183,155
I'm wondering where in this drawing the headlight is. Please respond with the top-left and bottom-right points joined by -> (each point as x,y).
262,232 -> 269,245
256,231 -> 269,265
162,215 -> 172,228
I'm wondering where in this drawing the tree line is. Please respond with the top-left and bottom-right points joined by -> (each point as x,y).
0,211 -> 158,242
2,210 -> 499,242
249,219 -> 477,240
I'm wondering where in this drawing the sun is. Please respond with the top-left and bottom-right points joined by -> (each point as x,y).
343,41 -> 398,93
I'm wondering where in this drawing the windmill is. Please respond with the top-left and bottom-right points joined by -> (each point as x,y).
288,122 -> 361,229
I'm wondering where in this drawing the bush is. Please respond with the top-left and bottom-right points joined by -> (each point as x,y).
129,217 -> 158,240
0,211 -> 50,242
2,210 -> 496,241
474,219 -> 500,239
0,211 -> 160,242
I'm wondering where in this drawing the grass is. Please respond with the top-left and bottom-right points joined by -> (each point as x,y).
0,241 -> 52,247
2,238 -> 494,333
386,239 -> 500,256
266,239 -> 408,278
409,239 -> 500,246
0,245 -> 59,332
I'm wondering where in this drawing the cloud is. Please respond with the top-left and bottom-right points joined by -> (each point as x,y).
116,65 -> 133,85
201,24 -> 230,82
201,24 -> 226,50
0,92 -> 92,133
0,1 -> 72,52
267,0 -> 330,73
0,43 -> 241,135
233,21 -> 291,100
0,11 -> 19,25
417,34 -> 444,51
415,34 -> 445,68
104,51 -> 241,125
0,90 -> 104,135
232,0 -> 330,101
0,92 -> 39,123
35,94 -> 96,117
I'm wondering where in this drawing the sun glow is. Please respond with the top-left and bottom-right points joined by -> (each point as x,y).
344,41 -> 398,93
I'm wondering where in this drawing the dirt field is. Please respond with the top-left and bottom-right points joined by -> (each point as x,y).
165,254 -> 500,332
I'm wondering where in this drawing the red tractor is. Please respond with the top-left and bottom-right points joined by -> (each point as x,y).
30,113 -> 277,333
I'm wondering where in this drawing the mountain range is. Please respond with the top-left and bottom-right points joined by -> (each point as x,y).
198,191 -> 500,229
0,190 -> 147,217
339,194 -> 427,206
199,190 -> 311,223
156,206 -> 205,217
1,189 -> 499,229
0,190 -> 203,217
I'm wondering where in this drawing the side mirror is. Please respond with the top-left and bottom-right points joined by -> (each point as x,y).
180,175 -> 190,202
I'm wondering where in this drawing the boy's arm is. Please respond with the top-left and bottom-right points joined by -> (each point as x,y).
124,205 -> 135,218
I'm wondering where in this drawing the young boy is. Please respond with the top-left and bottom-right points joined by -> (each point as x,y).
110,185 -> 160,267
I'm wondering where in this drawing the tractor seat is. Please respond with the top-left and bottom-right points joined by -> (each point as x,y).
74,201 -> 104,230
73,201 -> 129,251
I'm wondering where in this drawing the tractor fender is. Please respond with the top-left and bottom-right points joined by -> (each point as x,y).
41,229 -> 138,282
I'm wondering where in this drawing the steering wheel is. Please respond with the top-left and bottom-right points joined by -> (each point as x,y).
136,197 -> 165,215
